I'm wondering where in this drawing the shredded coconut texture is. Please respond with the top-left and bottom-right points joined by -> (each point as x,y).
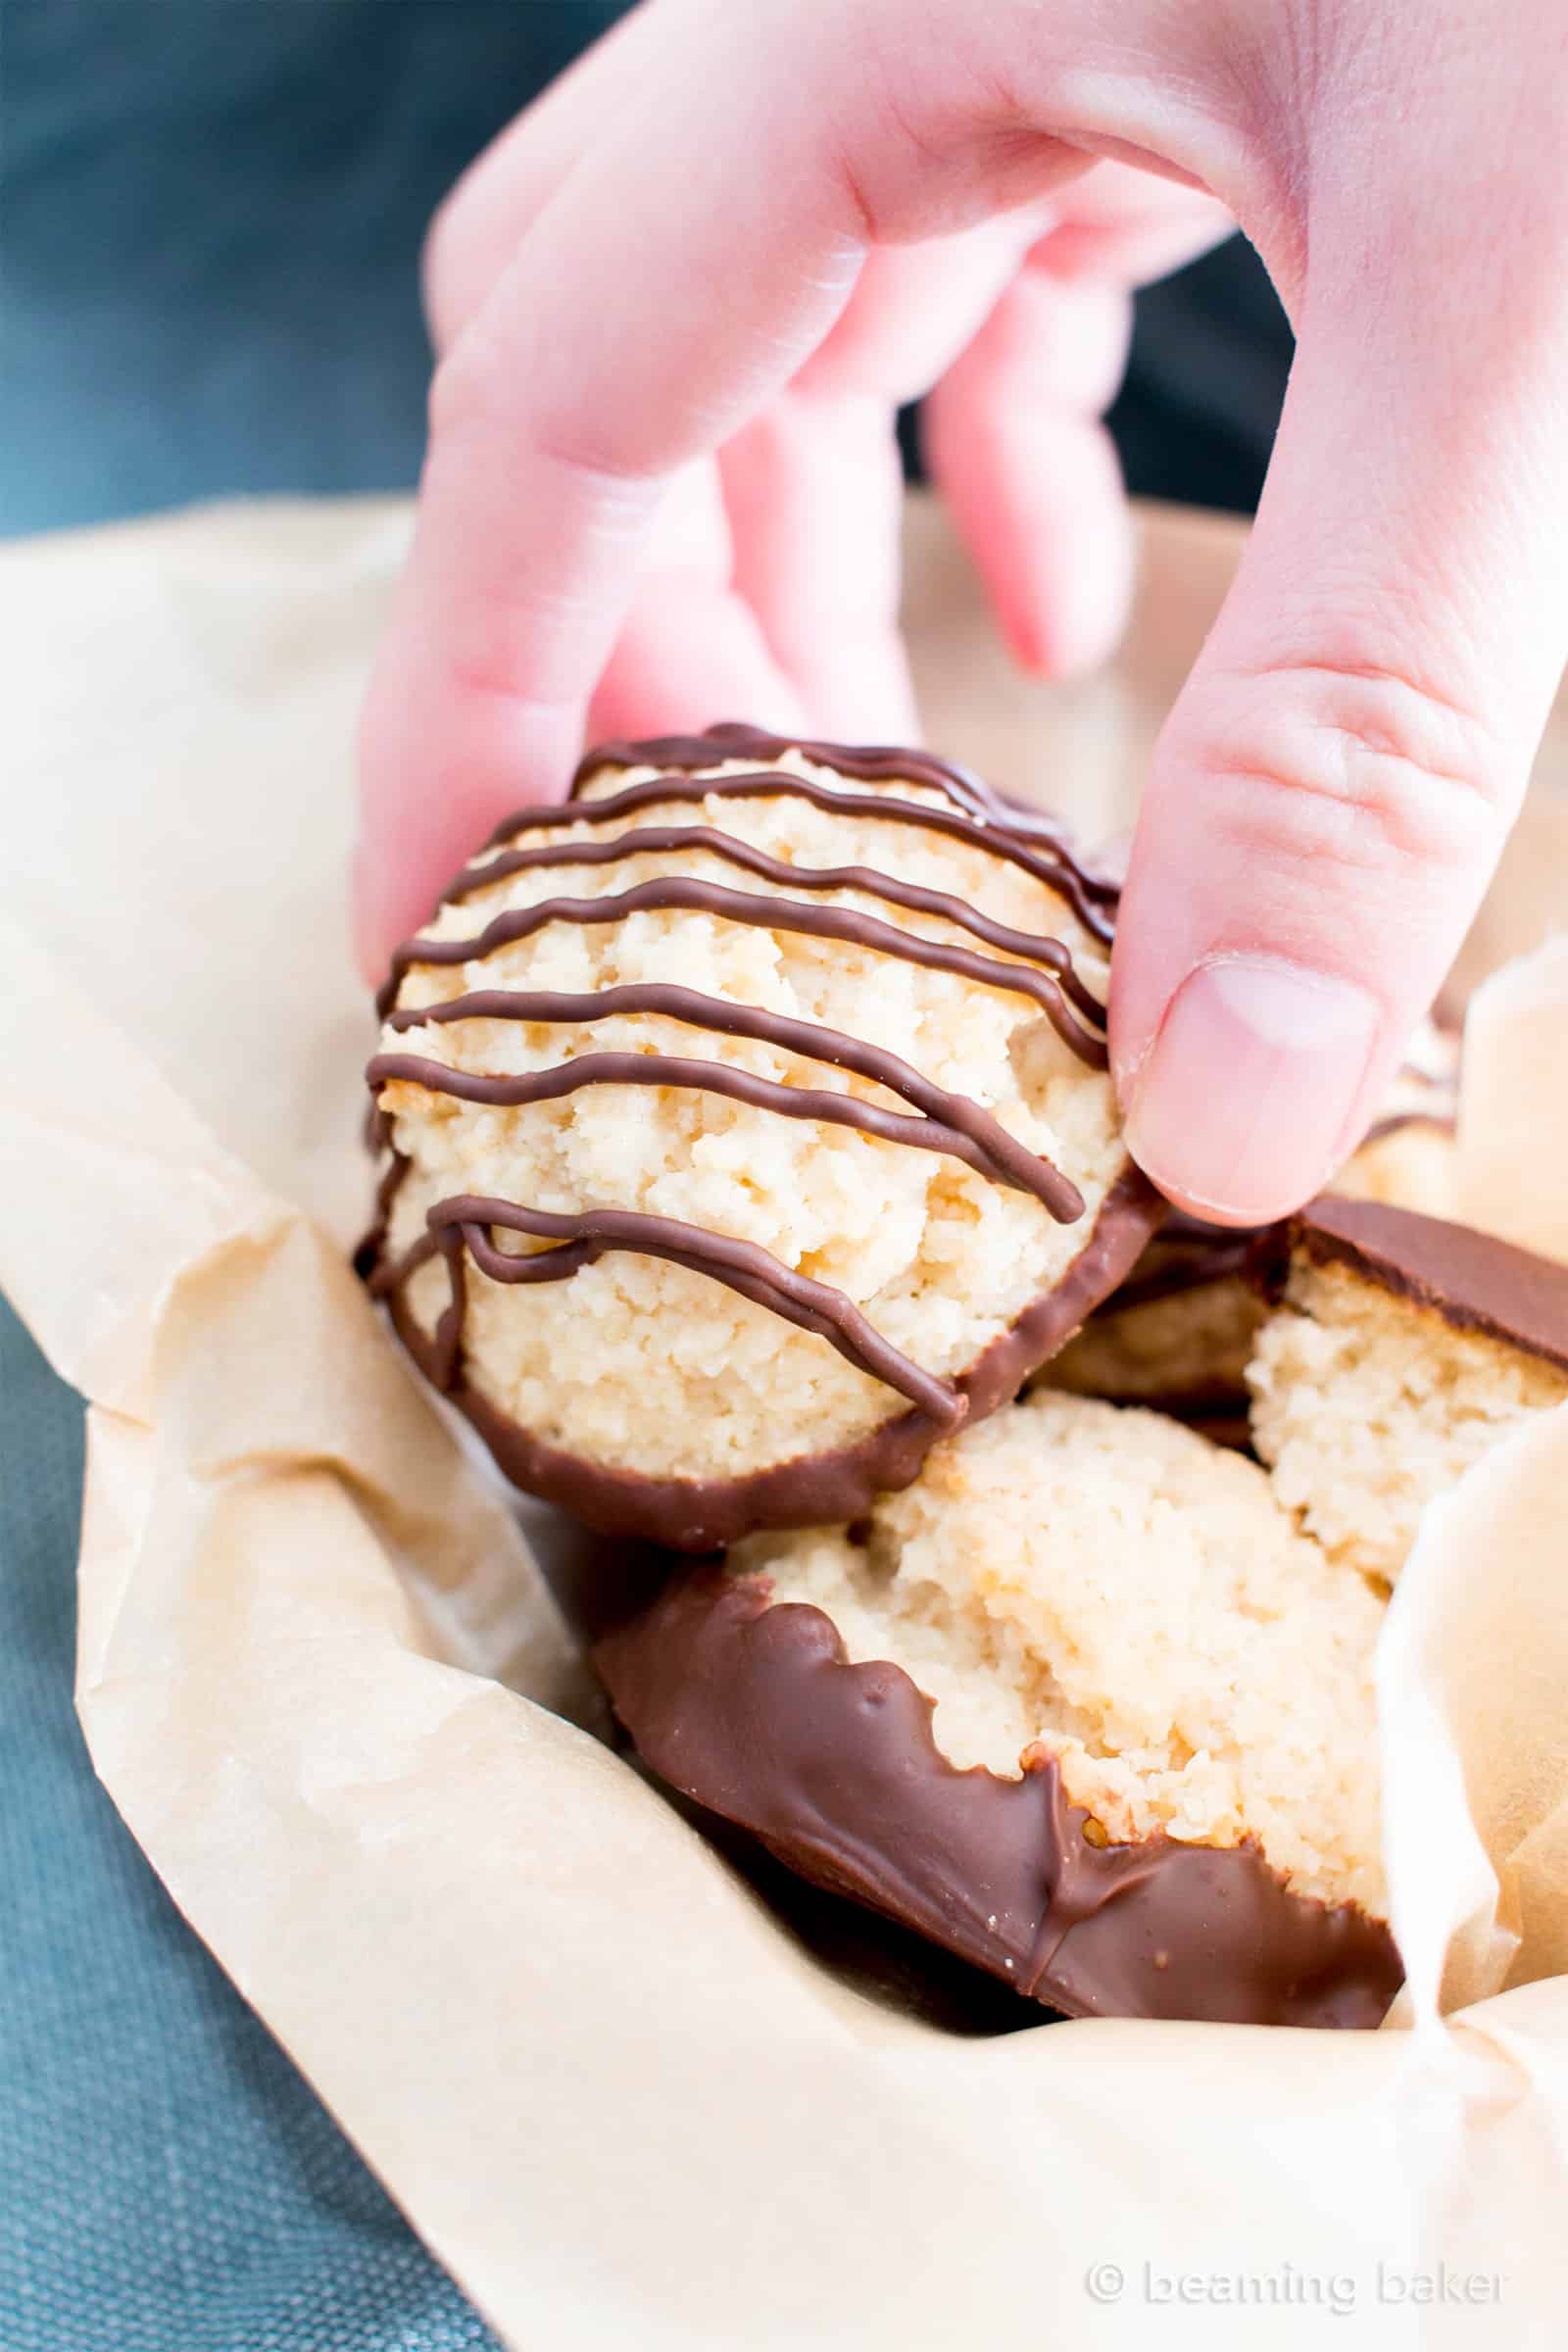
378,750 -> 1126,1481
738,1389 -> 1388,1913
1250,1256 -> 1568,1587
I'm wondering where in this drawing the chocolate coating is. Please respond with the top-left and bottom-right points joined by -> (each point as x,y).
1278,1198 -> 1568,1373
596,1570 -> 1402,2028
1047,1214 -> 1261,1435
1097,1210 -> 1255,1314
384,1165 -> 1163,1550
1085,1016 -> 1459,1333
1359,1107 -> 1456,1150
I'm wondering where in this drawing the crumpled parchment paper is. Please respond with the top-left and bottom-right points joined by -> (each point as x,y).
5,494 -> 1568,2349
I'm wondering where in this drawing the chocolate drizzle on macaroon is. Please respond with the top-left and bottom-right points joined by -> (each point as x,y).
359,727 -> 1163,1544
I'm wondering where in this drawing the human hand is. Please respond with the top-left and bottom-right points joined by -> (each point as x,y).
357,0 -> 1568,1223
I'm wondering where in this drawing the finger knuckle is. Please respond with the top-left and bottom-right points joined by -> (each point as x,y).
1195,659 -> 1509,882
427,348 -> 657,530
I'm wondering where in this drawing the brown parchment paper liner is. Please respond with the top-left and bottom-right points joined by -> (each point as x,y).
6,496 -> 1568,2347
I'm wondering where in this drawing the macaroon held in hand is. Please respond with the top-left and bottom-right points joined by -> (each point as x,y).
360,729 -> 1160,1548
355,0 -> 1568,1226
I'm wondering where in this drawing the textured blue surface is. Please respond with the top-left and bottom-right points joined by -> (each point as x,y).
3,12 -> 625,2333
1,0 -> 629,535
0,1 -> 1285,541
0,1294 -> 502,2348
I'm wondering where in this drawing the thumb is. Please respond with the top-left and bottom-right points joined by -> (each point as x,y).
1111,118 -> 1568,1225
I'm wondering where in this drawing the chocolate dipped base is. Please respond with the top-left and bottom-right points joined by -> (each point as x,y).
1267,1195 -> 1568,1365
385,1164 -> 1163,1551
596,1571 -> 1402,2028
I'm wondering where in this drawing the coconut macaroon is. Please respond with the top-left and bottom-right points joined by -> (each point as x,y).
1042,1214 -> 1260,1430
360,726 -> 1160,1547
1250,1198 -> 1568,1589
1042,1017 -> 1459,1426
743,1393 -> 1385,1908
596,1388 -> 1399,2027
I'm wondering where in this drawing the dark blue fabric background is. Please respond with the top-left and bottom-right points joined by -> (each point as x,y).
1,0 -> 1289,539
2,0 -> 631,533
2,4 -> 1289,2343
0,1299 -> 502,2350
4,11 -> 620,2340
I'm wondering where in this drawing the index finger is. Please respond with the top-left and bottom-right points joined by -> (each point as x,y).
353,0 -> 1103,968
356,12 -> 869,965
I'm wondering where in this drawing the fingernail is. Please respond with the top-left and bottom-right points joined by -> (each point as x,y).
1124,956 -> 1381,1222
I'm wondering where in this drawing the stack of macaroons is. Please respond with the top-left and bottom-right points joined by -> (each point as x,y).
360,730 -> 1566,2031
598,1200 -> 1568,2028
1042,1015 -> 1460,1439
